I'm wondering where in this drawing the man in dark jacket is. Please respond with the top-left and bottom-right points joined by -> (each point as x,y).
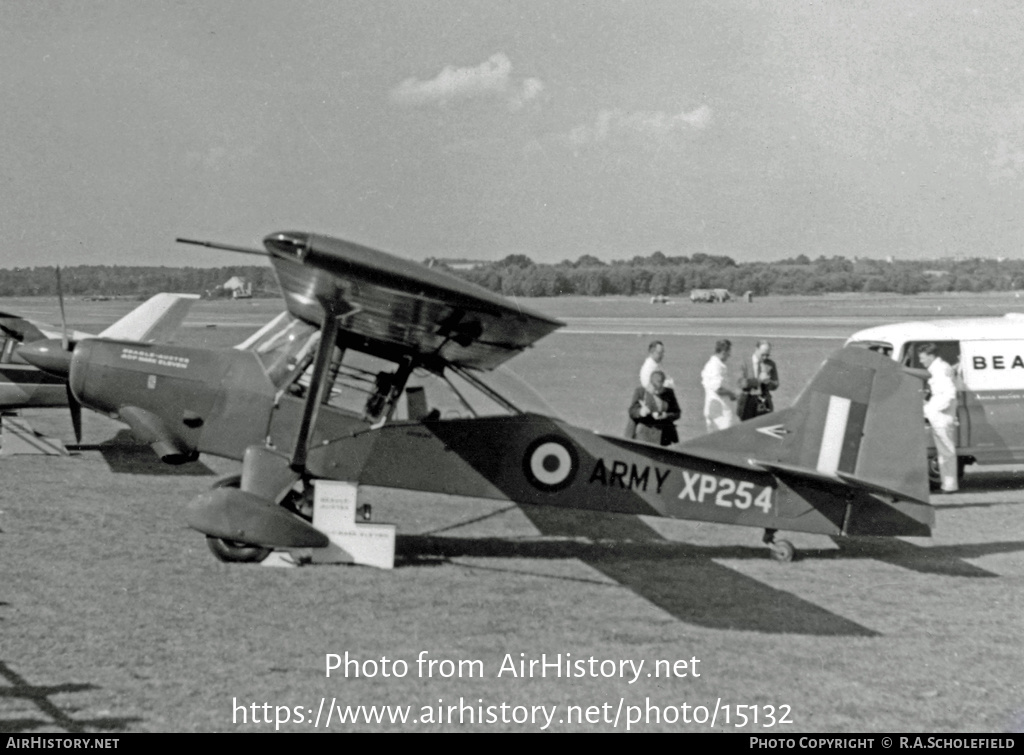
625,370 -> 681,446
737,340 -> 780,421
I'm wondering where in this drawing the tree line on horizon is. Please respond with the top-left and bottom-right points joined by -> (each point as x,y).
443,252 -> 1024,298
0,265 -> 279,299
1,253 -> 1023,299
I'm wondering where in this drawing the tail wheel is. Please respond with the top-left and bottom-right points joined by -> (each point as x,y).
203,474 -> 272,564
769,540 -> 796,563
206,536 -> 272,564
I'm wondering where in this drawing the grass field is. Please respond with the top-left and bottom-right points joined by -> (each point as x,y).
1,293 -> 1023,732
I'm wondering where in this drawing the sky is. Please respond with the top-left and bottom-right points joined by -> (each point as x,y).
2,0 -> 1024,268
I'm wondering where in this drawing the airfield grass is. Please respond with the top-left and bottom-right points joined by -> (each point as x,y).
1,293 -> 1023,732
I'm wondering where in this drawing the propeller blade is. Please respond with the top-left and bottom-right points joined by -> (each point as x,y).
56,266 -> 69,351
66,383 -> 82,445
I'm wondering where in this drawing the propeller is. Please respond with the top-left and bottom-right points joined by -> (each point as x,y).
66,383 -> 82,445
56,266 -> 69,351
14,269 -> 82,443
53,267 -> 82,444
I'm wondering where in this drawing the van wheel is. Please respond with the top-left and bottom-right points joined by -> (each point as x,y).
928,456 -> 967,491
927,456 -> 941,491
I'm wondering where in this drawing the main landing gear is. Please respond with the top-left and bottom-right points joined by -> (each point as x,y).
202,476 -> 317,563
763,528 -> 796,563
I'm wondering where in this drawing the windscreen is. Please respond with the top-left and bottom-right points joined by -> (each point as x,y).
245,314 -> 319,385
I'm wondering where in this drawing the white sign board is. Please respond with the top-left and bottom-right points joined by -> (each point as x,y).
263,481 -> 396,569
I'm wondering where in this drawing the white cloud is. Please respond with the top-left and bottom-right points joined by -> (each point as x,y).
508,77 -> 545,112
566,105 -> 712,147
389,53 -> 544,110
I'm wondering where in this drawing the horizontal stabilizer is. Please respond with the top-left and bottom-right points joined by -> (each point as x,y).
749,459 -> 930,505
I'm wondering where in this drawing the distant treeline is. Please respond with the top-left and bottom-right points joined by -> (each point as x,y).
2,254 -> 1024,299
0,266 -> 279,299
445,253 -> 1024,297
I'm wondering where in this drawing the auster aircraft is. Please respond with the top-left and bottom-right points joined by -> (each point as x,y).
1,289 -> 199,442
20,232 -> 933,563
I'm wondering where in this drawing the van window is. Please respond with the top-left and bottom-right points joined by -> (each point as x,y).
849,340 -> 894,357
901,341 -> 961,371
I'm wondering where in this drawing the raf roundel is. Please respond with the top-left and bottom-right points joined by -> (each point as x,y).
523,436 -> 579,492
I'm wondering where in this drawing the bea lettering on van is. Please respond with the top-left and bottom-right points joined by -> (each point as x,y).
962,340 -> 1024,392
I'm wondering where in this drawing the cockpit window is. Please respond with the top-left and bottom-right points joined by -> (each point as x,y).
246,314 -> 319,385
464,365 -> 560,417
0,335 -> 16,364
276,337 -> 561,425
395,367 -> 513,420
392,365 -> 559,421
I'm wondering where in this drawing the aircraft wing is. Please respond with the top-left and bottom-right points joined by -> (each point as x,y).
260,231 -> 564,370
0,313 -> 52,344
98,293 -> 201,343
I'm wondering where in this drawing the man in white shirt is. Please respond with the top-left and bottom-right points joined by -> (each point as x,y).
918,343 -> 959,493
701,339 -> 738,432
640,340 -> 673,391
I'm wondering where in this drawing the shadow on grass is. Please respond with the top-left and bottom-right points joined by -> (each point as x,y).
0,661 -> 140,733
398,509 -> 881,637
398,505 -> 1024,635
826,537 -> 1024,577
960,469 -> 1024,493
72,430 -> 215,476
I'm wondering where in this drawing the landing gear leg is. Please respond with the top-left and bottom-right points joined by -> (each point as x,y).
762,528 -> 796,563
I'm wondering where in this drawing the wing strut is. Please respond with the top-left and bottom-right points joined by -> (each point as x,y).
289,300 -> 341,472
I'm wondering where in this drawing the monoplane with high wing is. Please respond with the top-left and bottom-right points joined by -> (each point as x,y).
21,232 -> 933,563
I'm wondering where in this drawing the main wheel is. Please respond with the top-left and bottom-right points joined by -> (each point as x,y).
206,536 -> 272,564
203,475 -> 272,564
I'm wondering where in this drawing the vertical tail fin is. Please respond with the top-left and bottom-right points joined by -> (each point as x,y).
98,293 -> 200,343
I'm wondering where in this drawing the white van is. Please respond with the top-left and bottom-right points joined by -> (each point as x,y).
846,313 -> 1024,486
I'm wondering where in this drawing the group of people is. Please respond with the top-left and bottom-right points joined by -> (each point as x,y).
623,337 -> 961,495
624,338 -> 780,446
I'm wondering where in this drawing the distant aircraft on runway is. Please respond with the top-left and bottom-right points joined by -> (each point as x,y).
21,232 -> 933,565
1,288 -> 199,442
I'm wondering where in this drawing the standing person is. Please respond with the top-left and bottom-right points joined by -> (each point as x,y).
918,343 -> 959,493
639,340 -> 673,391
625,370 -> 681,446
737,340 -> 780,421
701,339 -> 738,431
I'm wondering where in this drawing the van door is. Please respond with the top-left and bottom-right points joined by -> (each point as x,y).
901,341 -> 965,449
